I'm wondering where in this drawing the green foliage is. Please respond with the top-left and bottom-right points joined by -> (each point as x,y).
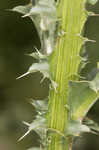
11,0 -> 99,150
88,0 -> 98,5
17,60 -> 50,80
83,117 -> 99,133
66,120 -> 90,137
68,80 -> 98,121
90,72 -> 99,92
12,0 -> 56,55
28,148 -> 40,150
19,99 -> 48,149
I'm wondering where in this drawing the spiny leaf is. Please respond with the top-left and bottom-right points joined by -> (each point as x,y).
23,0 -> 56,55
12,1 -> 56,55
25,116 -> 46,132
66,120 -> 90,137
12,4 -> 32,15
27,48 -> 47,60
23,0 -> 56,18
67,80 -> 98,121
17,60 -> 57,91
19,115 -> 46,141
30,99 -> 48,112
17,61 -> 50,80
28,61 -> 49,74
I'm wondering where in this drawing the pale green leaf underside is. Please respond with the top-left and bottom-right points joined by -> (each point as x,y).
28,148 -> 40,150
19,116 -> 46,141
12,1 -> 56,55
17,61 -> 50,80
66,120 -> 90,136
30,99 -> 48,112
87,0 -> 98,5
12,4 -> 32,14
68,80 -> 98,121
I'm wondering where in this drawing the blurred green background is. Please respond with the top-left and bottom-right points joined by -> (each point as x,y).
0,0 -> 99,150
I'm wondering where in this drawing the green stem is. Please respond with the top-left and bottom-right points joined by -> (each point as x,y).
47,0 -> 87,150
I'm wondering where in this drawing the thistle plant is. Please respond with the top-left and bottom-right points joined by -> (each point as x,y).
11,0 -> 99,150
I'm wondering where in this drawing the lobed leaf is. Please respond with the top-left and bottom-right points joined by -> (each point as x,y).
67,78 -> 99,121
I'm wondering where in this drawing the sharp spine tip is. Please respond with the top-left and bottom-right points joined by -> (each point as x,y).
16,72 -> 29,80
18,130 -> 30,142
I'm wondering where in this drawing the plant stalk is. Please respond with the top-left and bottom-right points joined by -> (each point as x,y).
48,0 -> 87,150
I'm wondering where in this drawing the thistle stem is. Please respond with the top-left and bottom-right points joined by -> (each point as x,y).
47,0 -> 87,150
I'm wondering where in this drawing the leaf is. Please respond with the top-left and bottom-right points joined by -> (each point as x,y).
29,61 -> 49,74
16,60 -> 57,90
67,80 -> 98,121
27,48 -> 47,60
17,61 -> 50,80
23,0 -> 56,55
30,99 -> 48,112
12,4 -> 32,15
24,0 -> 56,17
28,146 -> 46,150
28,147 -> 40,150
90,72 -> 99,93
87,0 -> 98,5
66,120 -> 90,136
19,115 -> 46,141
12,1 -> 56,55
83,117 -> 99,133
26,116 -> 46,132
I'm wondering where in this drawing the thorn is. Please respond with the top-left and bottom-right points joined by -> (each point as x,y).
90,13 -> 99,16
5,9 -> 12,12
51,80 -> 58,92
40,75 -> 46,83
83,37 -> 96,43
90,130 -> 99,135
18,130 -> 30,141
87,11 -> 95,16
16,72 -> 29,79
75,34 -> 96,43
23,121 -> 30,127
34,47 -> 41,55
22,13 -> 30,18
34,47 -> 43,58
86,39 -> 96,43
